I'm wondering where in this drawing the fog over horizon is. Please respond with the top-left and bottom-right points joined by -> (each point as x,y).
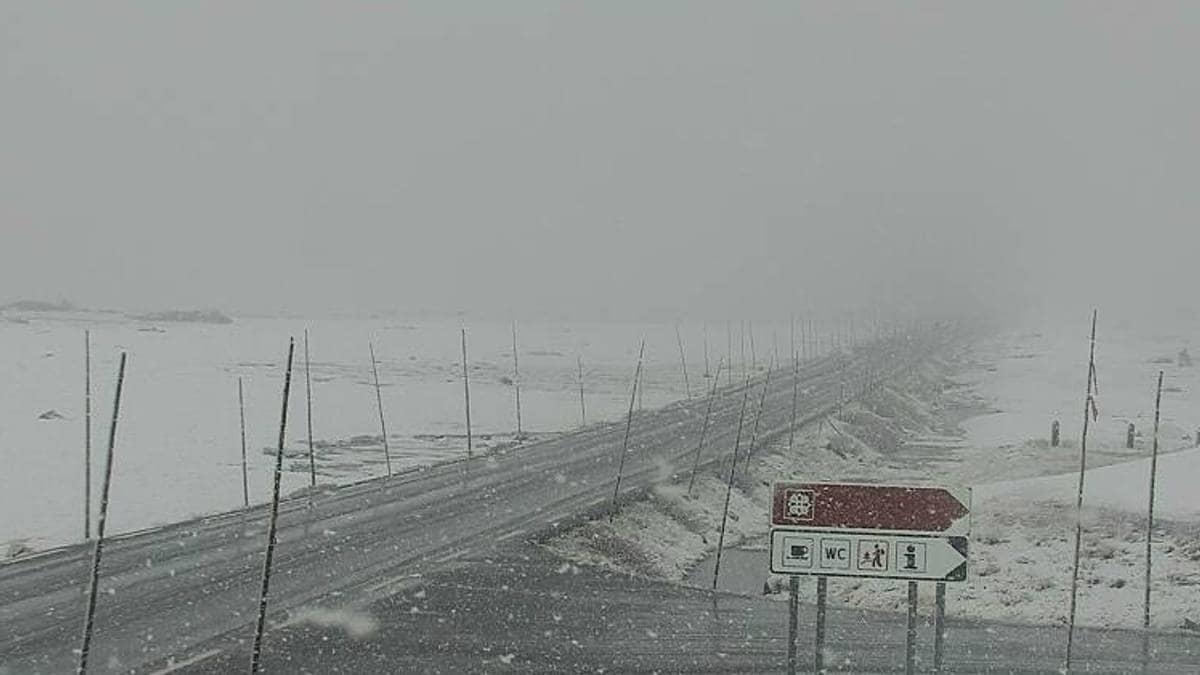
3,2 -> 1198,324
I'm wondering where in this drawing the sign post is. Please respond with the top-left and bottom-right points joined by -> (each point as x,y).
769,481 -> 971,673
815,576 -> 827,674
906,581 -> 918,675
934,581 -> 947,672
787,575 -> 799,675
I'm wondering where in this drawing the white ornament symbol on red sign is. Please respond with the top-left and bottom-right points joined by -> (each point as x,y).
784,489 -> 815,522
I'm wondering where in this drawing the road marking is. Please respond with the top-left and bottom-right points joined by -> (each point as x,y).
496,529 -> 526,542
148,649 -> 222,674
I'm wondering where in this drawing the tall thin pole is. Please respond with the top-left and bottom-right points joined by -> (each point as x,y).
369,342 -> 393,476
239,378 -> 249,508
638,346 -> 645,412
703,324 -> 710,379
787,348 -> 799,454
76,352 -> 126,675
83,329 -> 92,540
511,320 -> 523,438
727,321 -> 733,385
789,315 -> 796,367
1143,371 -> 1164,631
577,355 -> 587,426
934,581 -> 947,672
461,328 -> 473,460
906,581 -> 918,675
1066,309 -> 1098,671
303,329 -> 316,487
676,323 -> 691,398
800,314 -> 807,362
787,575 -> 799,675
688,358 -> 724,495
250,340 -> 295,674
741,357 -> 775,470
749,321 -> 757,371
809,318 -> 816,359
611,339 -> 645,519
815,576 -> 828,674
740,320 -> 746,381
712,373 -> 753,591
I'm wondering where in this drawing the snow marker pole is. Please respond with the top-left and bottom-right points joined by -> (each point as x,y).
711,373 -> 752,591
83,329 -> 92,540
239,378 -> 249,508
788,348 -> 799,454
577,355 -> 586,427
461,328 -> 472,461
726,320 -> 733,385
741,357 -> 775,472
1142,370 -> 1164,667
249,339 -> 295,674
749,321 -> 757,372
675,322 -> 691,398
511,320 -> 522,438
740,320 -> 746,382
303,329 -> 316,486
1066,309 -> 1098,672
610,339 -> 644,520
789,315 -> 796,369
687,358 -> 724,496
369,342 -> 392,476
76,351 -> 126,675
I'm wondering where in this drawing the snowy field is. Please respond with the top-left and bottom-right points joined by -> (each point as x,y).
843,318 -> 1200,629
0,310 -> 762,554
547,313 -> 1200,630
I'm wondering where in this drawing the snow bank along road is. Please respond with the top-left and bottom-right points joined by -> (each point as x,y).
0,332 -> 945,673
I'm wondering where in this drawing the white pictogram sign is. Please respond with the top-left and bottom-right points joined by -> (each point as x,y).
784,488 -> 815,522
770,530 -> 967,581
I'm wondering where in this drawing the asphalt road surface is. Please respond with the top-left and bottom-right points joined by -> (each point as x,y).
1,334 -> 930,673
174,545 -> 1200,674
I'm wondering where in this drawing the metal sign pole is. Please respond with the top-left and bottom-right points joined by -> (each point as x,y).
787,575 -> 799,675
769,481 -> 971,673
934,582 -> 946,672
815,576 -> 827,674
906,581 -> 918,675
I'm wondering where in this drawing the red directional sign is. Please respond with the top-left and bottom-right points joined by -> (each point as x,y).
771,482 -> 970,535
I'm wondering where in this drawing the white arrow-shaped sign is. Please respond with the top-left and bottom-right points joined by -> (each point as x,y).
770,529 -> 969,582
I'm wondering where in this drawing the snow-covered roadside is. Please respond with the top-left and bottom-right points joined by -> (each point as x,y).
540,356 -> 955,584
542,327 -> 1200,630
0,311 -> 704,554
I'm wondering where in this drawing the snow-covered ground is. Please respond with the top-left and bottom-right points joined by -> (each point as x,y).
950,323 -> 1200,629
545,316 -> 1200,630
0,309 -> 758,553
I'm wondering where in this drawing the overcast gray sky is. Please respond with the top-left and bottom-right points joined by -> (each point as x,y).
3,2 -> 1197,320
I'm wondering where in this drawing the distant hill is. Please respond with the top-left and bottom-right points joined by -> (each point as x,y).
2,299 -> 76,312
129,309 -> 235,325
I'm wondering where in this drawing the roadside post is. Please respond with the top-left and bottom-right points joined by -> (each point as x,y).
814,575 -> 827,674
788,575 -> 800,674
934,581 -> 947,672
906,581 -> 918,675
769,481 -> 971,674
